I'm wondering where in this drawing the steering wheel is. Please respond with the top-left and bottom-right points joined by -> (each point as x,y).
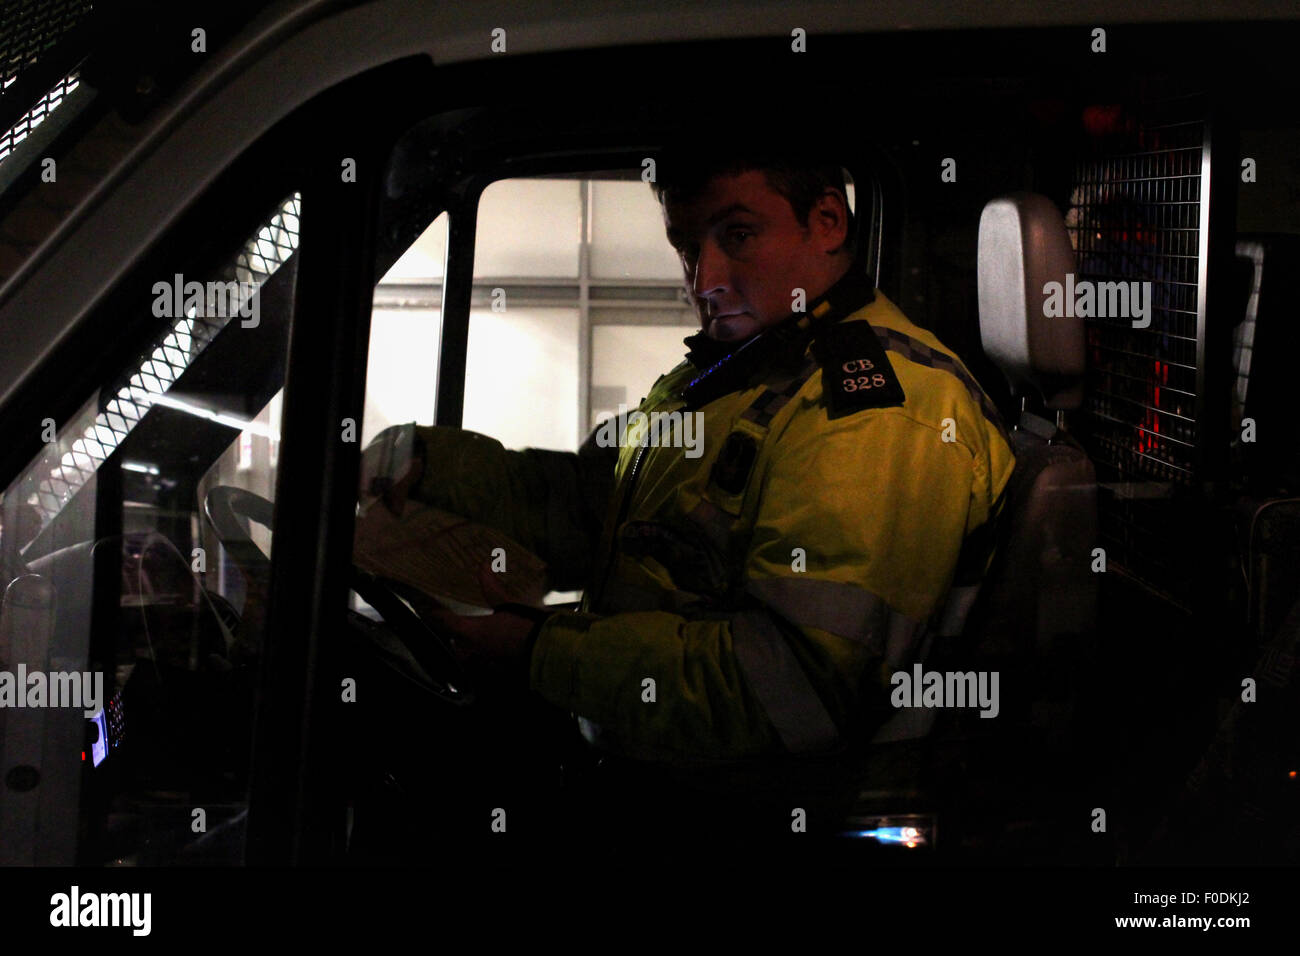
203,485 -> 474,706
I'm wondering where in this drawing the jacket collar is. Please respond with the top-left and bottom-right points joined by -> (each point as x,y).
680,266 -> 876,408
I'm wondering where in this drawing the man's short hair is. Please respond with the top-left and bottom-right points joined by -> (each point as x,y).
649,129 -> 858,259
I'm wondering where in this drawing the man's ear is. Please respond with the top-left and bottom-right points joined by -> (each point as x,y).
811,187 -> 850,254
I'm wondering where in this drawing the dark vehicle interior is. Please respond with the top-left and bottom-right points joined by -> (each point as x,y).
1,9 -> 1298,872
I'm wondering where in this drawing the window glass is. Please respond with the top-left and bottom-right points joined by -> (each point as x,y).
0,194 -> 300,865
362,211 -> 448,447
474,178 -> 581,278
589,180 -> 683,280
463,306 -> 581,452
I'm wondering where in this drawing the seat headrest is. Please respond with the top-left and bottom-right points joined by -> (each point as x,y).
977,193 -> 1086,411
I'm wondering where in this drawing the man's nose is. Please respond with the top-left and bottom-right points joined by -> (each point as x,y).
691,239 -> 730,302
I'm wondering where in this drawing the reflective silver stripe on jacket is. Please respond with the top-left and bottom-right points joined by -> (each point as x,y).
746,575 -> 925,662
746,574 -> 938,745
731,609 -> 839,752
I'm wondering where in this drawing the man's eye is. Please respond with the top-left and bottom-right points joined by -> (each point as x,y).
727,228 -> 753,243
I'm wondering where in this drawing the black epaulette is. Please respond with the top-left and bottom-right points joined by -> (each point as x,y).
811,320 -> 906,419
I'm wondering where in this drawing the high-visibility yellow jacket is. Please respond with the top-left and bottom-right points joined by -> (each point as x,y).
408,267 -> 1016,764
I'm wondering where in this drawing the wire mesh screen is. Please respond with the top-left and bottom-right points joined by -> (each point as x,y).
15,192 -> 301,524
1067,93 -> 1209,609
0,0 -> 92,141
0,0 -> 92,86
0,66 -> 76,162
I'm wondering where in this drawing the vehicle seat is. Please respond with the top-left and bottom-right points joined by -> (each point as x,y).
947,191 -> 1100,760
887,194 -> 1103,857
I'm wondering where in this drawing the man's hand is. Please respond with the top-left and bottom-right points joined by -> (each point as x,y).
428,604 -> 537,668
359,425 -> 425,517
425,558 -> 550,688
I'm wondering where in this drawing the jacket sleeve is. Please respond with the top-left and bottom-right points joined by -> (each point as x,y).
527,407 -> 1004,761
399,424 -> 617,591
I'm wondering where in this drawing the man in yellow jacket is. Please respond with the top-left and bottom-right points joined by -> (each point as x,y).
382,135 -> 1016,771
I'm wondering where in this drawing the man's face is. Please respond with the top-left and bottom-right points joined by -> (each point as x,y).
664,170 -> 851,342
